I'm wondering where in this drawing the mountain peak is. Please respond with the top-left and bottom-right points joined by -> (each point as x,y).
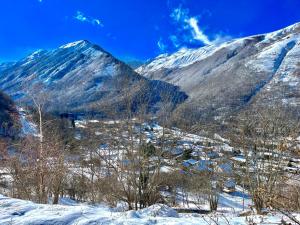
59,40 -> 91,49
58,40 -> 109,56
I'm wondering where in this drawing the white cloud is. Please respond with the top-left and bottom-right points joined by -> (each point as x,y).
169,6 -> 230,47
212,34 -> 232,44
170,6 -> 211,46
74,11 -> 104,27
75,11 -> 87,22
170,6 -> 189,22
169,35 -> 180,48
157,38 -> 167,52
187,17 -> 211,45
92,19 -> 102,26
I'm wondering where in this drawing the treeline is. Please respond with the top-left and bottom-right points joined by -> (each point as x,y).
0,91 -> 20,137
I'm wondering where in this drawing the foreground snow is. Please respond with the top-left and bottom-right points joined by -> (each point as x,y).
0,195 -> 298,225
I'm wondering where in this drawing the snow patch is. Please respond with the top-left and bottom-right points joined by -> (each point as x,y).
18,108 -> 38,136
138,204 -> 179,218
59,40 -> 87,49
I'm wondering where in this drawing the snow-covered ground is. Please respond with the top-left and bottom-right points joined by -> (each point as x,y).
0,194 -> 297,225
2,118 -> 300,224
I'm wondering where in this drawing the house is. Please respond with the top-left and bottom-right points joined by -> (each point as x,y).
194,160 -> 213,172
223,179 -> 236,193
182,159 -> 198,168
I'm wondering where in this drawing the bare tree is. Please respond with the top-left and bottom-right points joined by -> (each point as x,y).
232,105 -> 299,214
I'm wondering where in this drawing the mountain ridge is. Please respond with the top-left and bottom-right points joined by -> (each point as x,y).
0,40 -> 187,115
1,22 -> 300,123
137,22 -> 300,75
136,22 -> 300,123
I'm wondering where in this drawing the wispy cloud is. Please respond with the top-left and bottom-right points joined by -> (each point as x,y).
187,17 -> 211,45
157,38 -> 168,52
212,33 -> 232,44
74,11 -> 104,27
169,6 -> 231,48
170,6 -> 189,23
169,35 -> 180,48
170,6 -> 211,46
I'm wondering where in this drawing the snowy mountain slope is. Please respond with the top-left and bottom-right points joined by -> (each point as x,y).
0,40 -> 187,113
137,22 -> 300,120
0,62 -> 15,74
136,39 -> 245,76
137,22 -> 300,78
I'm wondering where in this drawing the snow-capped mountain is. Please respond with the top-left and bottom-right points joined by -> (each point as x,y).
137,22 -> 300,120
136,44 -> 234,75
0,40 -> 187,113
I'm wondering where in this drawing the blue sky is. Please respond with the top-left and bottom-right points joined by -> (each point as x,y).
1,0 -> 300,62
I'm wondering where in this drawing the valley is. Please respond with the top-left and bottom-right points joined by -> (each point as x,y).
0,21 -> 300,225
